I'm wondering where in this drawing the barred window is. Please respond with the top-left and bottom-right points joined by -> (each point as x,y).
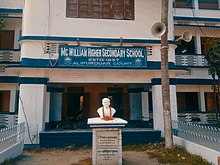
66,0 -> 134,20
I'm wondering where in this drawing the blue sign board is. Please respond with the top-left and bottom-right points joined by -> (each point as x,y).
58,46 -> 146,68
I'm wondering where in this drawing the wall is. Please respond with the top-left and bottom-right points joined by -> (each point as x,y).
20,0 -> 176,63
176,85 -> 212,92
22,0 -> 172,39
0,0 -> 23,9
173,136 -> 220,165
0,142 -> 23,164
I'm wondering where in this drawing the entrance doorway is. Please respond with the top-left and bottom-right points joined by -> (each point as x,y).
67,93 -> 83,120
65,87 -> 90,121
50,84 -> 151,130
56,87 -> 90,130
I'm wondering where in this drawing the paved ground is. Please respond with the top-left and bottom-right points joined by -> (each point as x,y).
14,149 -> 162,165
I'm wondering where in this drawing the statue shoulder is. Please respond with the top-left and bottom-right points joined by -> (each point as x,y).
97,107 -> 102,112
111,107 -> 116,112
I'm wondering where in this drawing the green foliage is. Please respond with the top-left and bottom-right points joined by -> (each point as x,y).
205,38 -> 220,78
123,143 -> 212,165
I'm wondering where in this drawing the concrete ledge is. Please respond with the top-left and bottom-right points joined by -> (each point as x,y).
39,130 -> 161,148
0,142 -> 23,164
173,136 -> 220,165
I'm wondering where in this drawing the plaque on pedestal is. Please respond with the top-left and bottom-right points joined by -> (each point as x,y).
88,118 -> 127,165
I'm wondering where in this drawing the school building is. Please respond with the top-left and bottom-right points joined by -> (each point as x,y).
0,0 -> 219,146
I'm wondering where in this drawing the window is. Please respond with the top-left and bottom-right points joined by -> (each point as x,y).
177,92 -> 199,112
0,91 -> 10,112
66,0 -> 134,20
198,0 -> 219,9
175,36 -> 195,54
205,92 -> 220,111
0,30 -> 15,49
173,0 -> 193,8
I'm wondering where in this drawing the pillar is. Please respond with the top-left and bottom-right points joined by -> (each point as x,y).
49,92 -> 62,121
152,85 -> 178,135
194,0 -> 199,10
195,34 -> 201,54
129,93 -> 142,120
198,91 -> 206,112
44,92 -> 50,130
170,85 -> 178,121
141,92 -> 149,121
152,85 -> 164,135
170,85 -> 178,129
9,89 -> 17,112
18,78 -> 48,144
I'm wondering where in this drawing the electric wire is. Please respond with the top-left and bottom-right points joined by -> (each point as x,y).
190,7 -> 207,38
19,96 -> 34,144
34,77 -> 39,144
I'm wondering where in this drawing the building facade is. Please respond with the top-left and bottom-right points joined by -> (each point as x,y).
0,0 -> 219,145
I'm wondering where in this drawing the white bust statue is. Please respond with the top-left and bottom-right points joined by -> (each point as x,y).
97,98 -> 116,120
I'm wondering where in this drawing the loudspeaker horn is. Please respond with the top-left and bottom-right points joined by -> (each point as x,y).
176,30 -> 192,42
151,22 -> 166,37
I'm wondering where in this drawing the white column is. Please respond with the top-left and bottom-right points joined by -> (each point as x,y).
14,29 -> 21,49
45,92 -> 50,123
49,93 -> 62,121
18,84 -> 47,144
9,89 -> 17,112
141,92 -> 149,121
195,34 -> 201,54
198,91 -> 206,112
152,85 -> 178,136
152,85 -> 164,136
129,93 -> 142,120
170,85 -> 178,124
194,0 -> 199,10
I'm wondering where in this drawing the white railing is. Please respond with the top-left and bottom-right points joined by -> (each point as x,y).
172,120 -> 220,152
0,122 -> 25,164
178,112 -> 219,124
0,50 -> 20,62
0,113 -> 18,128
175,54 -> 208,66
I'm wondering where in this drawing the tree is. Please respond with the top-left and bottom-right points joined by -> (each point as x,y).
205,39 -> 220,126
161,0 -> 173,147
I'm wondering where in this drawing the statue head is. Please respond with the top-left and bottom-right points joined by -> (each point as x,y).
102,98 -> 110,108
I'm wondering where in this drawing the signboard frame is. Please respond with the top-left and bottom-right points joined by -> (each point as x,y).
58,46 -> 147,68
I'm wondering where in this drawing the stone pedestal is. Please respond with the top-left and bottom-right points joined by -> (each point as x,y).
88,117 -> 127,165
